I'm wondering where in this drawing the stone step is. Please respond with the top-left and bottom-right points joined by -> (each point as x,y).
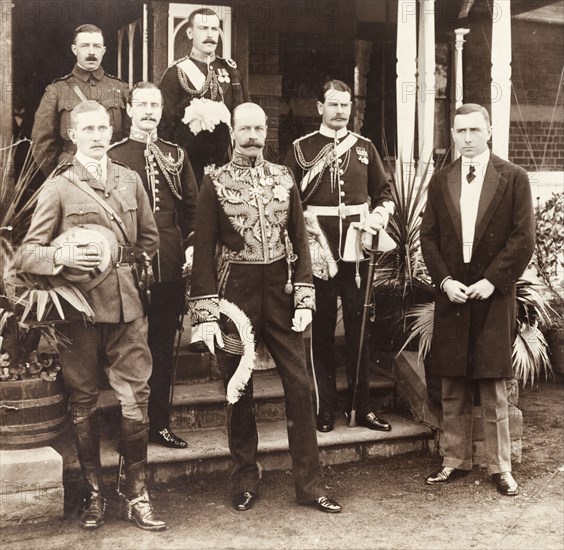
94,370 -> 396,435
52,412 -> 433,485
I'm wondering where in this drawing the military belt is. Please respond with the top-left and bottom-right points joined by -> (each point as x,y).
306,204 -> 368,219
115,244 -> 136,266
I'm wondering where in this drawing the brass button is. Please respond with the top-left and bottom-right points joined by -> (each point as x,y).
155,206 -> 160,211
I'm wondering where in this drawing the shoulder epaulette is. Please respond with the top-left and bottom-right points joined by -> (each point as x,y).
105,72 -> 126,83
51,73 -> 73,84
159,137 -> 181,148
218,56 -> 237,69
108,137 -> 128,150
350,131 -> 371,143
48,160 -> 73,178
169,55 -> 190,68
292,130 -> 319,145
109,158 -> 130,169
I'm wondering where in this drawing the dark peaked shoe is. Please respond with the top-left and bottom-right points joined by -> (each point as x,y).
149,428 -> 188,449
316,412 -> 335,433
356,412 -> 391,431
425,467 -> 468,485
122,488 -> 167,531
492,472 -> 519,496
233,491 -> 258,511
79,490 -> 106,529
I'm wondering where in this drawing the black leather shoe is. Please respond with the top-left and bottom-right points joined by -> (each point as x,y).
356,412 -> 391,432
492,472 -> 519,496
149,428 -> 187,449
233,491 -> 258,511
425,467 -> 468,485
316,412 -> 334,433
314,496 -> 342,513
79,490 -> 106,529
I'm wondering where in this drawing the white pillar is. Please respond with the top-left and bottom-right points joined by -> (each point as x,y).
453,28 -> 470,160
143,4 -> 149,82
491,0 -> 512,159
396,0 -> 418,173
418,0 -> 436,178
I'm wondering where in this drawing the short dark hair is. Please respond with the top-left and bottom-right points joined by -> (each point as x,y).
127,82 -> 161,106
187,8 -> 219,28
70,101 -> 109,129
73,24 -> 104,44
454,103 -> 491,126
318,80 -> 352,103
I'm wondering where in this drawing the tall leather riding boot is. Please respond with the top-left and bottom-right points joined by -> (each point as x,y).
72,409 -> 106,529
119,417 -> 167,531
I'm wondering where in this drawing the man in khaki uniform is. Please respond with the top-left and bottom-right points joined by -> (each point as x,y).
21,101 -> 165,532
31,24 -> 129,177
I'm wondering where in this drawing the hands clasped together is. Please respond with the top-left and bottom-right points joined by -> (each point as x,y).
443,278 -> 495,304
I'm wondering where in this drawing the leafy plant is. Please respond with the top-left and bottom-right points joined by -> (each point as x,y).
0,139 -> 94,370
400,279 -> 556,386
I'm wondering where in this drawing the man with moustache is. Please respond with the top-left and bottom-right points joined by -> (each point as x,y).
188,102 -> 341,514
109,82 -> 199,449
20,101 -> 166,531
284,80 -> 394,434
158,7 -> 249,186
32,24 -> 129,177
421,104 -> 535,496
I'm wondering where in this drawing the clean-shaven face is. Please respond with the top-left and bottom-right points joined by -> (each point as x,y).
451,111 -> 492,158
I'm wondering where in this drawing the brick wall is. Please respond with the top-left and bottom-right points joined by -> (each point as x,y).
509,121 -> 564,171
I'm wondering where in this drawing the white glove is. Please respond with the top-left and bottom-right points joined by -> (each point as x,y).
191,321 -> 224,355
292,309 -> 312,332
363,211 -> 385,235
182,246 -> 194,274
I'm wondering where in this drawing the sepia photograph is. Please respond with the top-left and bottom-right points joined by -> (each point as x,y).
0,1 -> 563,548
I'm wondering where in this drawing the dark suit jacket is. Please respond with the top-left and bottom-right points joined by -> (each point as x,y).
420,153 -> 535,378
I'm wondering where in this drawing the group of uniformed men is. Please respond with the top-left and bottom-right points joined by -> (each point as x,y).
22,7 -> 402,532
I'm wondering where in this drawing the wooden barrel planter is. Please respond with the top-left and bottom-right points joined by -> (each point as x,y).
0,378 -> 68,450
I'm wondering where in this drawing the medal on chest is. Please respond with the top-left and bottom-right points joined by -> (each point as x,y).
216,67 -> 231,84
356,147 -> 369,165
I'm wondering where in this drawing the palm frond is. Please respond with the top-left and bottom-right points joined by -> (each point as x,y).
512,322 -> 552,387
398,301 -> 435,360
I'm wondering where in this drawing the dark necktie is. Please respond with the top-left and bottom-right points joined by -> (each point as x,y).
466,164 -> 476,184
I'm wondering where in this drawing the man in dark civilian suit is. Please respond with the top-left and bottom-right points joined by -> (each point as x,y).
420,103 -> 535,496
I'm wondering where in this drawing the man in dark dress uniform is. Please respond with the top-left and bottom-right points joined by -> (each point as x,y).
188,102 -> 341,514
158,7 -> 250,185
284,80 -> 395,434
109,82 -> 199,449
20,101 -> 165,531
31,24 -> 129,177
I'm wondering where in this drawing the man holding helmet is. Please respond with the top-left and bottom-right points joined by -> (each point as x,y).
20,100 -> 166,532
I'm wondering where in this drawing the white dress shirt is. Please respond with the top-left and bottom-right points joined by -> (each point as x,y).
460,147 -> 490,263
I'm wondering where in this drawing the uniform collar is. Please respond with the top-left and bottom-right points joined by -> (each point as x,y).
232,149 -> 265,168
319,124 -> 348,140
129,127 -> 158,144
190,49 -> 216,64
75,150 -> 108,183
73,64 -> 105,82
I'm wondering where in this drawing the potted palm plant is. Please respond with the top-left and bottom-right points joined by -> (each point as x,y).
0,139 -> 94,449
370,153 -> 434,357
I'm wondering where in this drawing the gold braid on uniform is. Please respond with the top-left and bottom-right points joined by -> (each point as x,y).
148,144 -> 184,200
177,66 -> 221,100
295,140 -> 335,203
